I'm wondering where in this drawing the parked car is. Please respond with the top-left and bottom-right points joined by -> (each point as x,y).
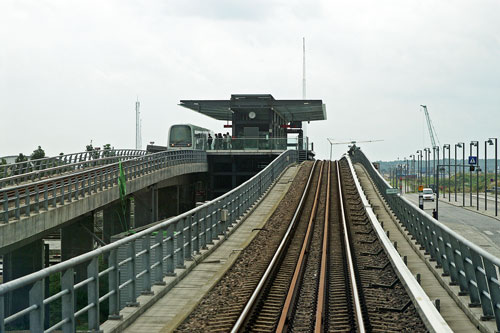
422,188 -> 435,201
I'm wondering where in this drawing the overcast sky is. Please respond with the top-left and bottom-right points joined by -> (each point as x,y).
1,0 -> 499,161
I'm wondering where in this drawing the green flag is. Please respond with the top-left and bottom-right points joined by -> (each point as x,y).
118,161 -> 126,200
116,161 -> 129,232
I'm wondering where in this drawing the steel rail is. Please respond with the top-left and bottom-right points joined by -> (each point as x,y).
230,160 -> 319,333
315,160 -> 331,332
276,161 -> 324,332
337,160 -> 366,332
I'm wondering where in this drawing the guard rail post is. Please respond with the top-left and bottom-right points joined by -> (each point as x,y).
483,258 -> 500,327
165,223 -> 176,276
87,257 -> 100,331
175,220 -> 186,269
126,241 -> 139,307
141,234 -> 153,295
154,229 -> 166,285
192,212 -> 200,255
185,215 -> 193,261
108,250 -> 122,320
61,268 -> 76,331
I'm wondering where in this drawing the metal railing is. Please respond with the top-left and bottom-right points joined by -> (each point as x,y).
202,137 -> 310,152
351,147 -> 500,331
0,150 -> 205,223
0,150 -> 147,189
0,149 -> 297,332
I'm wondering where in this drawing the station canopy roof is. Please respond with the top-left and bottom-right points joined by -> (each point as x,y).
179,94 -> 326,122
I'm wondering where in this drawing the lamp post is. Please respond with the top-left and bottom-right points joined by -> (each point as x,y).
404,157 -> 408,193
424,148 -> 431,187
410,154 -> 415,192
432,146 -> 436,189
486,140 -> 490,210
469,142 -> 473,206
489,138 -> 498,216
471,141 -> 479,210
457,142 -> 465,206
416,152 -> 420,186
443,144 -> 450,201
434,146 -> 440,195
417,150 -> 422,187
454,143 -> 461,202
424,149 -> 428,187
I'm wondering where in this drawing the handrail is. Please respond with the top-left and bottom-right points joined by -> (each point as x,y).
351,147 -> 500,331
0,149 -> 147,188
0,149 -> 298,332
0,152 -> 146,189
0,150 -> 206,223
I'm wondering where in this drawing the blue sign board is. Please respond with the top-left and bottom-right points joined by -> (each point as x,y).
468,156 -> 477,165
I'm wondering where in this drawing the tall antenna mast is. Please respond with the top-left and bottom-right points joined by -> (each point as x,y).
135,98 -> 141,149
302,37 -> 306,99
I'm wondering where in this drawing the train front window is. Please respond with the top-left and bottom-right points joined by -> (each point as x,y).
170,125 -> 192,146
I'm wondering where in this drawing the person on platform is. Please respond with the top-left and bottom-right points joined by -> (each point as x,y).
207,134 -> 213,150
214,133 -> 218,149
225,132 -> 231,149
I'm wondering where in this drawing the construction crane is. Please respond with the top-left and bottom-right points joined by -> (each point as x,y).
420,105 -> 440,148
327,139 -> 384,160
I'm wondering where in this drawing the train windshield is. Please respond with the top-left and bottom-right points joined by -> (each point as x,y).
170,125 -> 192,145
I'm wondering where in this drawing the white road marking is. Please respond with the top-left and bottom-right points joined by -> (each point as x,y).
484,231 -> 494,236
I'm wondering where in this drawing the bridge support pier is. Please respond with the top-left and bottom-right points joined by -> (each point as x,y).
133,185 -> 158,228
158,186 -> 180,220
103,198 -> 131,244
61,213 -> 94,282
3,239 -> 45,329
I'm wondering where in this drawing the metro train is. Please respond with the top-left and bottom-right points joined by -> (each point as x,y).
168,124 -> 213,150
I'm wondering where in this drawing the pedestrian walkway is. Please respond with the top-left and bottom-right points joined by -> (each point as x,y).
100,165 -> 299,333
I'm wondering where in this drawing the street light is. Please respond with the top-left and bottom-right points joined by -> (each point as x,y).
455,143 -> 462,202
416,150 -> 422,187
436,146 -> 440,193
443,144 -> 450,201
410,154 -> 415,192
489,138 -> 498,216
424,148 -> 431,187
470,141 -> 479,210
432,146 -> 436,189
486,138 -> 497,214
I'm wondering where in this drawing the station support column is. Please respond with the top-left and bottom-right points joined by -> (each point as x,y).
60,213 -> 94,282
103,198 -> 131,243
2,239 -> 45,329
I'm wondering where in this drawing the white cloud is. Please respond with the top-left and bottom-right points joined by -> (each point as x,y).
1,0 -> 499,160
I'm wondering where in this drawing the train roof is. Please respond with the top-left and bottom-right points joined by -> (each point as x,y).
179,94 -> 326,122
170,124 -> 212,132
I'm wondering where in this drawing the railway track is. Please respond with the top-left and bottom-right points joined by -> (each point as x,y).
177,159 -> 427,332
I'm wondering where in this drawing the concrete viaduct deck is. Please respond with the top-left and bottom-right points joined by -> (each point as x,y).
0,150 -> 207,254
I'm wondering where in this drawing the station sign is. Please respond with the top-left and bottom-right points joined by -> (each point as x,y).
468,156 -> 477,165
386,188 -> 399,195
